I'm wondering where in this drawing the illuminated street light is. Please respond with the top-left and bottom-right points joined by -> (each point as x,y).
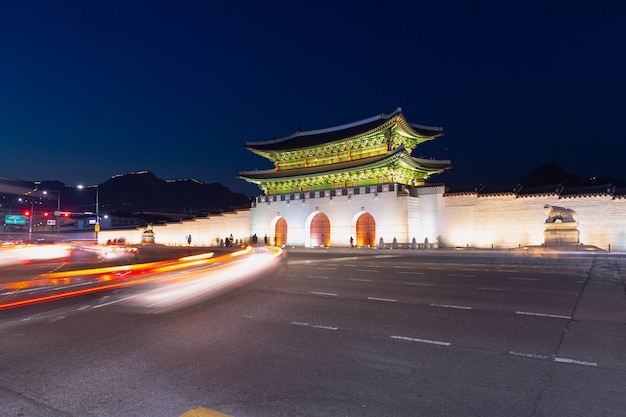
19,197 -> 34,242
43,190 -> 61,241
77,184 -> 100,243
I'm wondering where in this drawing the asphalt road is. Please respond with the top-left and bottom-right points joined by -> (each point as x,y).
1,248 -> 625,417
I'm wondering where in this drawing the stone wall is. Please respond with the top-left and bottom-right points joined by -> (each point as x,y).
97,187 -> 626,252
98,210 -> 251,247
439,193 -> 626,251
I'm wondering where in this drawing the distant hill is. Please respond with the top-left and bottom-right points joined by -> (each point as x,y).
517,162 -> 626,187
36,171 -> 252,215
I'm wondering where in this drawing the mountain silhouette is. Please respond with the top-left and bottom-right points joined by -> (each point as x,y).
517,162 -> 626,187
37,171 -> 252,215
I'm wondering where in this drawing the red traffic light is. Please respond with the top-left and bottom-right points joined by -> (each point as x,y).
23,210 -> 31,217
62,212 -> 70,218
43,211 -> 50,217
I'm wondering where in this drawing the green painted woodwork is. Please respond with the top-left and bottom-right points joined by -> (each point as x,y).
241,112 -> 449,195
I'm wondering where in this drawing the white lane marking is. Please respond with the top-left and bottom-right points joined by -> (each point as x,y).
554,357 -> 597,367
356,269 -> 378,272
430,303 -> 472,310
93,295 -> 138,308
448,273 -> 476,277
393,266 -> 412,269
398,271 -> 424,275
318,267 -> 336,270
367,297 -> 397,302
404,282 -> 433,287
350,278 -> 373,282
479,287 -> 508,292
462,268 -> 479,271
509,351 -> 549,360
427,267 -> 444,270
391,335 -> 450,346
307,275 -> 329,279
291,322 -> 339,331
309,291 -> 338,296
312,325 -> 339,330
516,311 -> 571,319
508,277 -> 540,281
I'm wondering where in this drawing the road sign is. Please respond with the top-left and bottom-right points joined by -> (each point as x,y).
5,214 -> 26,225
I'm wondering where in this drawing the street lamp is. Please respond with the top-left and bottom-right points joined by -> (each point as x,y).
43,190 -> 61,241
78,184 -> 99,243
18,197 -> 34,242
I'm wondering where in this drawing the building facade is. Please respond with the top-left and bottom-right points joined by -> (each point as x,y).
238,108 -> 626,251
101,108 -> 626,252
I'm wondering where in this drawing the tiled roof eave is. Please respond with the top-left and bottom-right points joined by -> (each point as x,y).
245,109 -> 444,152
238,147 -> 448,181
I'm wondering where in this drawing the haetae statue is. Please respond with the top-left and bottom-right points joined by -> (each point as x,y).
543,204 -> 577,223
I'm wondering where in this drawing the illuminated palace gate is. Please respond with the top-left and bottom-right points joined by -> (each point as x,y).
240,108 -> 451,247
356,212 -> 376,247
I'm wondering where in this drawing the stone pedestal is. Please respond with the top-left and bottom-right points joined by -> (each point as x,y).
544,222 -> 579,246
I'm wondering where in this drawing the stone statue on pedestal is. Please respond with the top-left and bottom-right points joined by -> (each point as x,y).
543,204 -> 579,247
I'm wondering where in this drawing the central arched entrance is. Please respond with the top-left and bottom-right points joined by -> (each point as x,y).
356,212 -> 376,247
274,217 -> 288,246
310,212 -> 330,247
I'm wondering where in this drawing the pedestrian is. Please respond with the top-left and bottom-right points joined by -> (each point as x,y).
350,236 -> 354,248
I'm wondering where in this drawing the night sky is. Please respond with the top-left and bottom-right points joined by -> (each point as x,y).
1,1 -> 624,197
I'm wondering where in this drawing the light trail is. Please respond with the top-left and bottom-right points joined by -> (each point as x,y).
0,246 -> 284,311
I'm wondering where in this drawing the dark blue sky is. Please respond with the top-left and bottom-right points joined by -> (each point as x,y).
1,1 -> 624,196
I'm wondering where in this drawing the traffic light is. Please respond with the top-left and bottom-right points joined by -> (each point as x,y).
23,210 -> 31,218
62,212 -> 71,218
43,211 -> 50,218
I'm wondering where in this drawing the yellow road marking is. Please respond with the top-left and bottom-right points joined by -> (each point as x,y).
179,407 -> 234,417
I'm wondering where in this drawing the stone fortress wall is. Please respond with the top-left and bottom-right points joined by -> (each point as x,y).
98,185 -> 626,252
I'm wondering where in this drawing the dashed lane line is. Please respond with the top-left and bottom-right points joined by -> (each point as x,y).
367,297 -> 397,302
516,311 -> 571,319
309,291 -> 338,296
391,335 -> 451,346
290,321 -> 339,330
430,303 -> 472,310
554,357 -> 597,367
510,351 -> 597,367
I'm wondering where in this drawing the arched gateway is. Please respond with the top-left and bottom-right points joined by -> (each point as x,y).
309,212 -> 330,247
355,212 -> 376,247
274,217 -> 288,246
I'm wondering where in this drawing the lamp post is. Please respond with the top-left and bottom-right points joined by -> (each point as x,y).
78,184 -> 100,244
19,198 -> 34,242
43,190 -> 61,241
